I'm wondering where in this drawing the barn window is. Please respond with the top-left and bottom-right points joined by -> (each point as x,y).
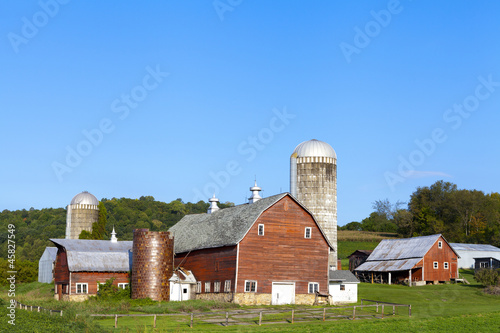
205,282 -> 211,293
258,224 -> 264,236
183,288 -> 188,294
308,282 -> 319,294
76,283 -> 88,294
433,262 -> 438,269
444,262 -> 449,269
245,280 -> 257,292
224,280 -> 231,292
438,241 -> 443,249
196,282 -> 201,293
118,283 -> 129,289
214,281 -> 221,293
305,227 -> 312,239
480,262 -> 489,268
340,285 -> 346,291
97,282 -> 105,291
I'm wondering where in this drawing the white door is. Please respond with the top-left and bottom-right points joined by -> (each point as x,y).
272,282 -> 295,305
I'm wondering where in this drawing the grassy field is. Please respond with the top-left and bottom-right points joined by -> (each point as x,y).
1,269 -> 499,332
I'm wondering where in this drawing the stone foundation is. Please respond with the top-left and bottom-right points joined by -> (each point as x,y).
232,293 -> 316,305
195,293 -> 234,302
60,294 -> 91,302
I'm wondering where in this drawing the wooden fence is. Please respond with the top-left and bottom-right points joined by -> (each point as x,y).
84,301 -> 412,328
14,300 -> 63,316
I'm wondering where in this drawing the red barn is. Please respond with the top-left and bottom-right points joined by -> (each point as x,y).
50,239 -> 132,301
355,234 -> 460,285
169,193 -> 333,305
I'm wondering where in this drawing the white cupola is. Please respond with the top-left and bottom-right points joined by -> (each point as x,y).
207,194 -> 220,214
248,181 -> 262,204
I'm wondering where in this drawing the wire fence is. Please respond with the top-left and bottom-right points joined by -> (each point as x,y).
14,300 -> 63,317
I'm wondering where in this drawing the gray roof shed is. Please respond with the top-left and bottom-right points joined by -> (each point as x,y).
329,270 -> 359,283
50,239 -> 133,272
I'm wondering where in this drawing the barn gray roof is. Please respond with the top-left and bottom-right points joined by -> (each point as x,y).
450,243 -> 500,252
40,247 -> 58,262
329,270 -> 359,283
368,234 -> 445,261
355,258 -> 422,272
169,193 -> 332,254
50,239 -> 133,272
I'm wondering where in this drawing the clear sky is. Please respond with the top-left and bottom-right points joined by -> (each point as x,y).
1,1 -> 500,226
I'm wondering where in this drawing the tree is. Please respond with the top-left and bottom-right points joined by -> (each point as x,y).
78,201 -> 108,240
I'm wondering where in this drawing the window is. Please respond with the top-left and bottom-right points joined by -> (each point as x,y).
258,224 -> 264,236
340,285 -> 346,291
444,262 -> 449,269
308,282 -> 319,294
205,282 -> 211,293
214,281 -> 221,293
224,280 -> 231,293
97,282 -> 105,291
118,283 -> 129,289
480,262 -> 489,268
433,262 -> 438,269
438,241 -> 443,249
245,280 -> 257,292
183,288 -> 188,294
305,227 -> 312,239
196,282 -> 201,293
76,283 -> 88,294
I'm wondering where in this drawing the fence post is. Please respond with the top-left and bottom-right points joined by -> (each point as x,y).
38,306 -> 40,312
190,313 -> 193,328
225,312 -> 228,326
30,305 -> 32,311
50,310 -> 53,315
353,306 -> 356,320
291,309 -> 294,324
154,314 -> 156,328
60,311 -> 63,317
323,308 -> 326,321
393,305 -> 395,316
382,305 -> 384,319
376,303 -> 379,313
409,305 -> 412,317
115,314 -> 118,328
259,312 -> 262,326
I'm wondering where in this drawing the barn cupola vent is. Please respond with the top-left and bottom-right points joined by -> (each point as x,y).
248,181 -> 262,204
207,194 -> 220,214
110,226 -> 118,242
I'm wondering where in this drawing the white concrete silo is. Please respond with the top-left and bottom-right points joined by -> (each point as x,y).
65,191 -> 99,239
290,139 -> 338,269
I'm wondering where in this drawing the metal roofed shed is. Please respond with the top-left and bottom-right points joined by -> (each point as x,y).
50,239 -> 133,272
355,234 -> 460,285
451,243 -> 500,269
38,247 -> 58,283
329,270 -> 359,304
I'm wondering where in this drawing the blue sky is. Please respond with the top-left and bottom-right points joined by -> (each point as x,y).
1,1 -> 500,226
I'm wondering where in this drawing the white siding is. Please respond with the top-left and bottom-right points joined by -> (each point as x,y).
455,250 -> 500,269
328,282 -> 357,304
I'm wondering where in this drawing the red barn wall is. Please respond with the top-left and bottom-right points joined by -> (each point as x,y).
423,236 -> 459,281
174,245 -> 237,292
237,196 -> 330,294
70,272 -> 130,295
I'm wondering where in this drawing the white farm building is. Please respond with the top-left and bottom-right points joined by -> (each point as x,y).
450,243 -> 500,269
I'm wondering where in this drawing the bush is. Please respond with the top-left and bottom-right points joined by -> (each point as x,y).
474,268 -> 500,286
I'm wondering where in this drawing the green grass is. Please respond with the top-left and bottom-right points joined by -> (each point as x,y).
337,240 -> 379,260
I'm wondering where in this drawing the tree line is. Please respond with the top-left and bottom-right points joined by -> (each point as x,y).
341,181 -> 500,246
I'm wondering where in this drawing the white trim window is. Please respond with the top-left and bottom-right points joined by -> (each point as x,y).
76,283 -> 88,294
438,241 -> 443,249
480,262 -> 489,268
196,281 -> 201,293
214,281 -> 221,293
443,262 -> 449,269
97,282 -> 105,291
340,284 -> 346,291
258,224 -> 264,236
224,280 -> 231,293
118,283 -> 129,289
305,227 -> 312,239
433,261 -> 439,269
205,282 -> 211,293
308,282 -> 319,294
245,280 -> 257,292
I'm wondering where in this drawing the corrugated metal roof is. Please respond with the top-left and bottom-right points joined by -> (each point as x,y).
355,258 -> 422,272
40,247 -> 58,261
169,193 -> 333,254
450,243 -> 500,252
368,234 -> 442,260
329,270 -> 359,283
50,239 -> 133,272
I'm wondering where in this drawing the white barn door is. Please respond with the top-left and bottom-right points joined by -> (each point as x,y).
272,282 -> 295,305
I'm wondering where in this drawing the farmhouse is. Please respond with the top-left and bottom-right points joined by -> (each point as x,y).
169,191 -> 334,305
450,243 -> 500,269
50,235 -> 132,301
355,234 -> 459,285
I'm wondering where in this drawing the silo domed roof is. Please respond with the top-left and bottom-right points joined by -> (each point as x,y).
70,191 -> 99,205
292,139 -> 336,158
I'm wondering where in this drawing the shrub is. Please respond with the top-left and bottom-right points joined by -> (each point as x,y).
474,268 -> 500,286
